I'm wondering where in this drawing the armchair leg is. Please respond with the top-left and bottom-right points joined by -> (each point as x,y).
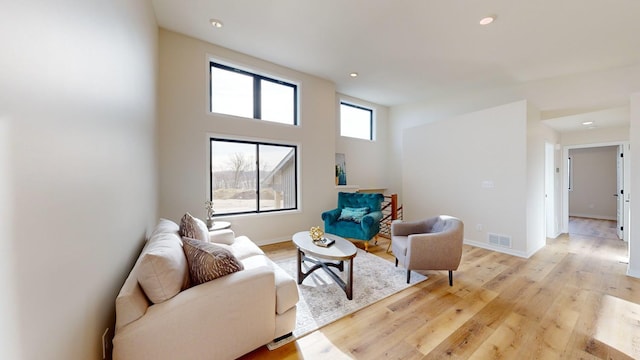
406,270 -> 411,284
364,241 -> 369,252
449,270 -> 453,286
395,258 -> 398,267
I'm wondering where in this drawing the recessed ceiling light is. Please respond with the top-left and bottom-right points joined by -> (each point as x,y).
479,16 -> 495,25
210,19 -> 224,28
582,121 -> 594,125
349,72 -> 358,78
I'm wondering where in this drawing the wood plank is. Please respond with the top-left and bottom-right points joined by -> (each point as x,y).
405,288 -> 498,355
592,294 -> 640,359
467,312 -> 532,359
514,288 -> 581,359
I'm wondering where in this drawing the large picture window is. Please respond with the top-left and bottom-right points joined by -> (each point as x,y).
210,138 -> 298,215
340,102 -> 373,140
210,62 -> 298,125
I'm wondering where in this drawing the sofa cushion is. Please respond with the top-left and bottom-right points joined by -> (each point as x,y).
137,232 -> 190,304
179,213 -> 209,241
149,218 -> 179,239
215,235 -> 265,261
115,270 -> 150,331
209,229 -> 235,245
182,237 -> 244,285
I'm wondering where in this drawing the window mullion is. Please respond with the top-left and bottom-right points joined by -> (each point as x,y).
254,77 -> 261,120
293,87 -> 298,125
370,109 -> 374,140
255,144 -> 260,212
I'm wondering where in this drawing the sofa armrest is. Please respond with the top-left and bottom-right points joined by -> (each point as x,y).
113,266 -> 277,360
321,208 -> 341,225
209,229 -> 235,244
361,210 -> 382,227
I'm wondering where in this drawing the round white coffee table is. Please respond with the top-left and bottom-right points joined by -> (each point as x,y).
292,231 -> 357,300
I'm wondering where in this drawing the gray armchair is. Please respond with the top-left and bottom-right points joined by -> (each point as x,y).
391,215 -> 464,284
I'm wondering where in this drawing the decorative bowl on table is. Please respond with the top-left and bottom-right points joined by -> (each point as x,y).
310,226 -> 324,241
310,226 -> 334,247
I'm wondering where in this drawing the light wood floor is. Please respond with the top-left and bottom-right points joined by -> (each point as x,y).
568,216 -> 620,241
240,220 -> 639,359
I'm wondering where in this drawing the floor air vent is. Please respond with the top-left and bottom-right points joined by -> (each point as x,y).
488,233 -> 512,248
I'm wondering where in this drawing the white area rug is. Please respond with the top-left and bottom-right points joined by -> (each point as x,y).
268,249 -> 427,349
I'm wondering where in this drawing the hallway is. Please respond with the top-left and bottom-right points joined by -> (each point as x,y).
568,216 -> 620,241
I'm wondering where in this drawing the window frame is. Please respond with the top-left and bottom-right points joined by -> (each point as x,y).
339,101 -> 374,140
209,62 -> 299,125
209,136 -> 299,217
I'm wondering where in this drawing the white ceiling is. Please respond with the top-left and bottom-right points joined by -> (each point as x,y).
151,0 -> 640,129
542,106 -> 630,133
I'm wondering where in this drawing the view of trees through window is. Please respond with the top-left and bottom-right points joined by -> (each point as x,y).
210,138 -> 297,215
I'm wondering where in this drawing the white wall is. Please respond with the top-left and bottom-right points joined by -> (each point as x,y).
526,104 -> 560,255
561,126 -> 629,146
0,1 -> 158,359
158,29 -> 342,244
389,64 -> 640,203
568,147 -> 618,220
629,93 -> 640,277
335,94 -> 391,192
402,100 -> 531,256
0,119 -> 19,360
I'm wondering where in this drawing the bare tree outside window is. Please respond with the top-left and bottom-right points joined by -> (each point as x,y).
210,138 -> 297,215
228,152 -> 254,188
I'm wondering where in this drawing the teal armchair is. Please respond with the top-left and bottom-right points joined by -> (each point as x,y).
321,192 -> 384,251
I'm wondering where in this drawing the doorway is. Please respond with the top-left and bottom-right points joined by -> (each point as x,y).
562,142 -> 630,243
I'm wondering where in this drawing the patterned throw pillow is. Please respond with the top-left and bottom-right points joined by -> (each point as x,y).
182,237 -> 244,285
338,207 -> 370,223
179,213 -> 209,241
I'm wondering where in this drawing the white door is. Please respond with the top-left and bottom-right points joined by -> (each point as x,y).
616,145 -> 624,239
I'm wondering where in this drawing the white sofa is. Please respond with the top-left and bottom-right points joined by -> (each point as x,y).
112,218 -> 299,360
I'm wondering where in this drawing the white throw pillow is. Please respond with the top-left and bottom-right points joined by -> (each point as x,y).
137,232 -> 189,303
149,218 -> 179,240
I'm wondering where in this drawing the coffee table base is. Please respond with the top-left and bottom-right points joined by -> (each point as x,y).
297,249 -> 353,300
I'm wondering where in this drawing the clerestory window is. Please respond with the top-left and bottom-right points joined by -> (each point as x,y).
210,62 -> 298,125
340,102 -> 373,140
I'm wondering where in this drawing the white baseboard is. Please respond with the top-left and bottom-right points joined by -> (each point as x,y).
547,231 -> 563,239
463,239 -> 529,258
627,266 -> 640,279
526,241 -> 546,258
